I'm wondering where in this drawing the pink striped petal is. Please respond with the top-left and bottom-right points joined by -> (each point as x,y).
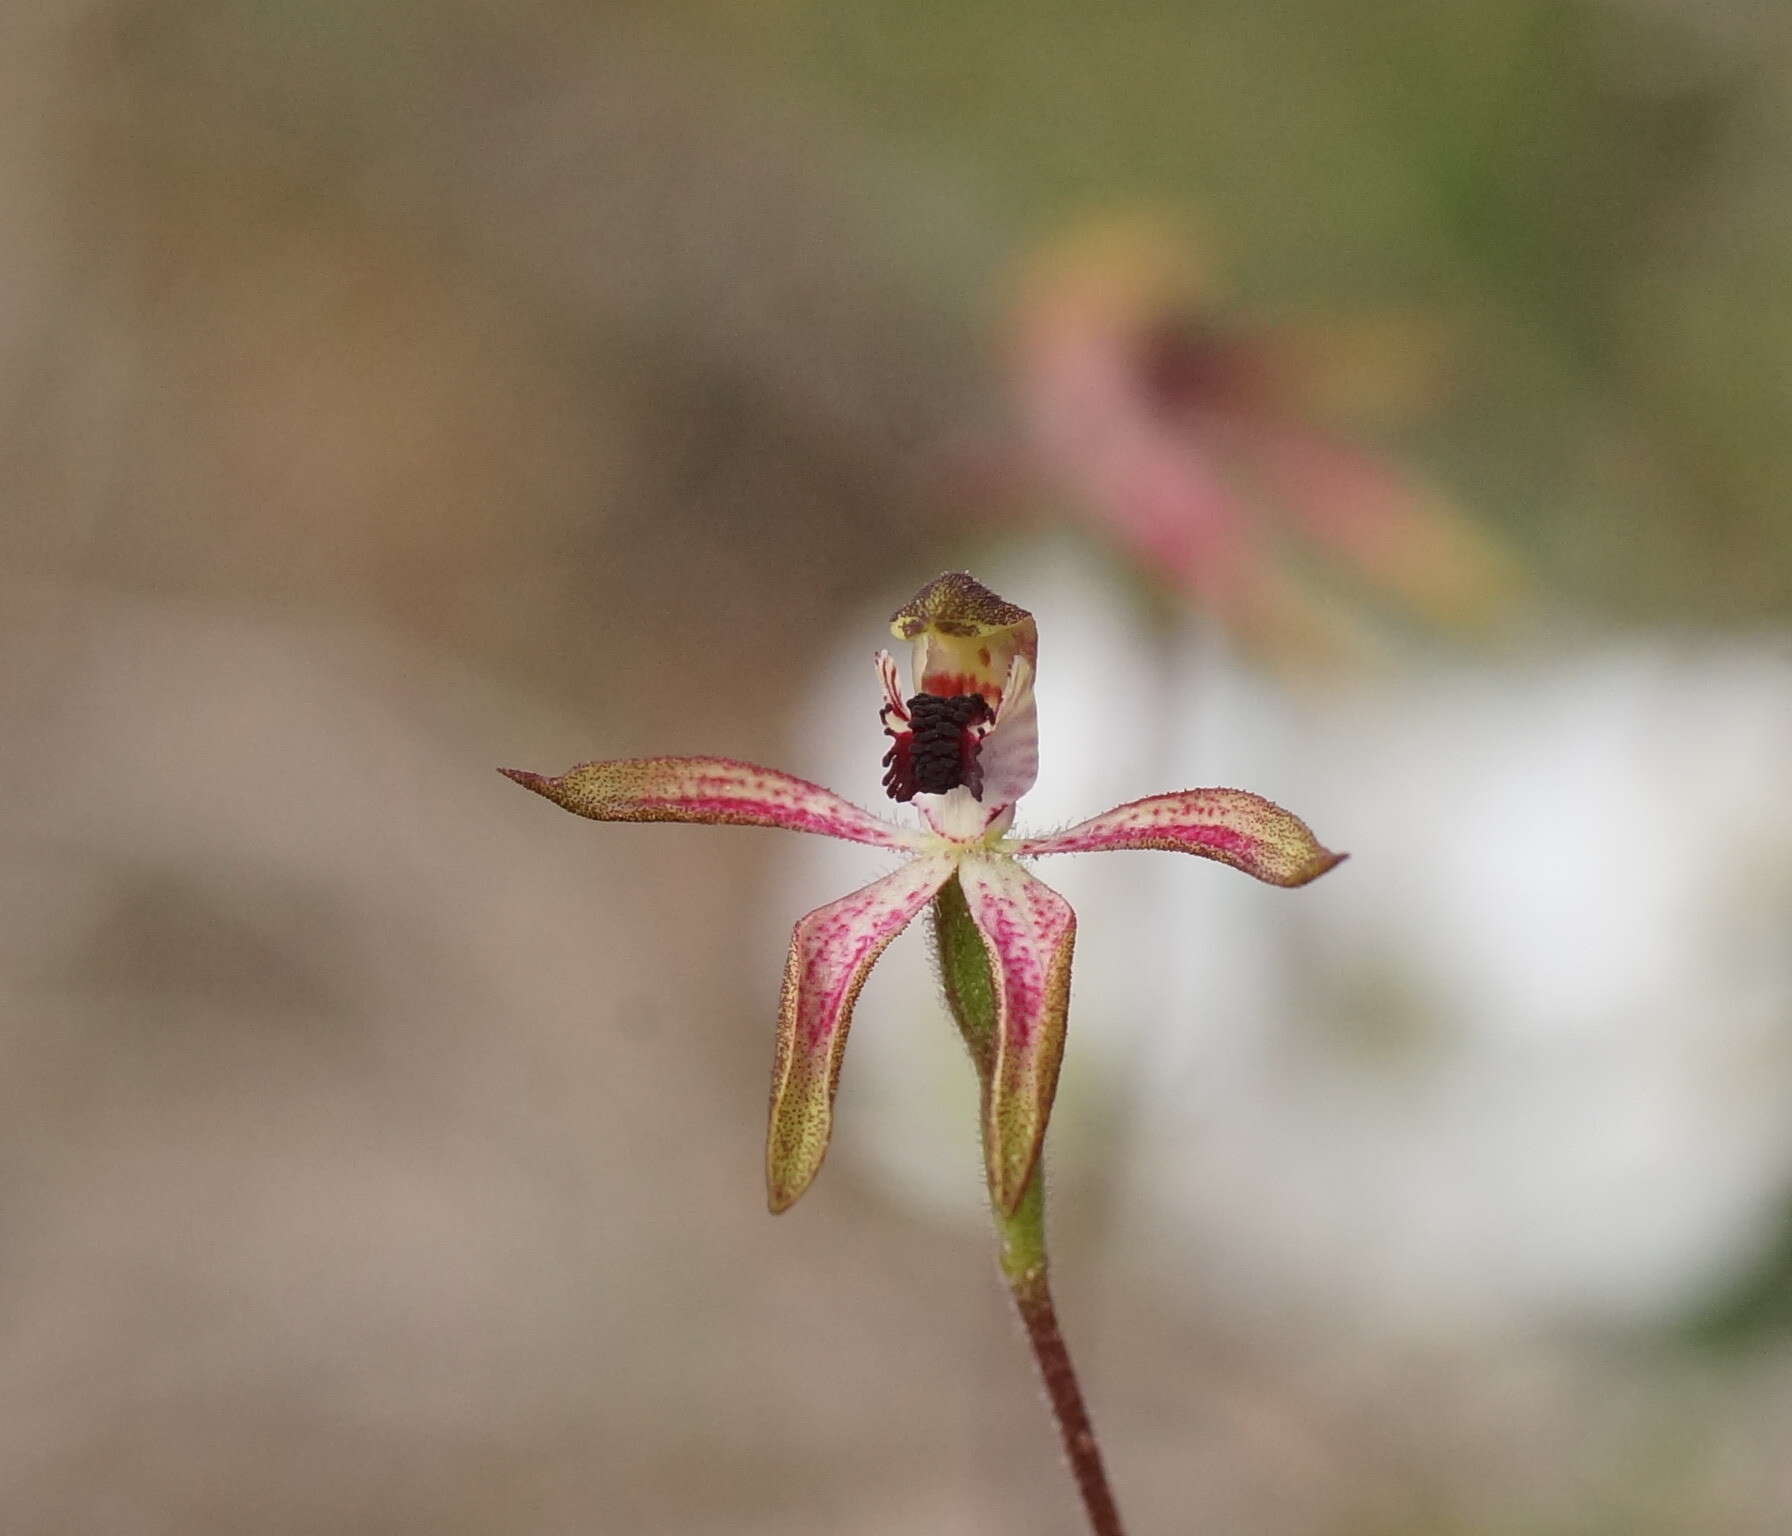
767,854 -> 957,1212
957,856 -> 1077,1215
1014,789 -> 1345,886
501,757 -> 919,850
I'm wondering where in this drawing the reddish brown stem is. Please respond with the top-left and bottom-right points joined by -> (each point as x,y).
1012,1275 -> 1126,1536
936,879 -> 1127,1533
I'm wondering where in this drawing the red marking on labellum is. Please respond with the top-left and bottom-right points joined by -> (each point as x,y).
920,671 -> 1001,706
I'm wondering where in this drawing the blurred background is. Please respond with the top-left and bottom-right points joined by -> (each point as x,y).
4,2 -> 1791,1531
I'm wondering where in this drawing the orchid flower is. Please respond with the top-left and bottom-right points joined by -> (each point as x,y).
1008,215 -> 1518,649
502,572 -> 1344,1219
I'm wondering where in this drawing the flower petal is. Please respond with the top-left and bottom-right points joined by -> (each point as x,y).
767,855 -> 958,1212
501,757 -> 919,850
875,650 -> 909,728
918,785 -> 1010,842
1013,789 -> 1345,886
957,855 -> 1077,1215
1244,422 -> 1521,630
977,652 -> 1039,808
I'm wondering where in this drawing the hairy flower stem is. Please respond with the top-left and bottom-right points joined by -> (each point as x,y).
932,876 -> 1127,1536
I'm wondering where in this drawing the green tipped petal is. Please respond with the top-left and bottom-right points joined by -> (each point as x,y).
956,854 -> 1078,1215
766,855 -> 957,1212
1014,788 -> 1345,886
502,756 -> 919,850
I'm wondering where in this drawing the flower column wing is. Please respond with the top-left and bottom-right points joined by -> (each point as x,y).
957,856 -> 1078,1215
501,756 -> 919,849
768,854 -> 958,1213
1015,789 -> 1344,886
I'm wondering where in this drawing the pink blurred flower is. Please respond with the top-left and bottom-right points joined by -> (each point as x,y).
1008,217 -> 1518,651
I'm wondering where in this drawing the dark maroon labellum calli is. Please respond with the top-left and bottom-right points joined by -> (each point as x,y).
883,692 -> 990,803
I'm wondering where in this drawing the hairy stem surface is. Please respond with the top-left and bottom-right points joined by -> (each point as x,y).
932,875 -> 1126,1536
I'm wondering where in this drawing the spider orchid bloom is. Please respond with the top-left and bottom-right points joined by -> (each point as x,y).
1009,215 -> 1518,646
502,573 -> 1343,1216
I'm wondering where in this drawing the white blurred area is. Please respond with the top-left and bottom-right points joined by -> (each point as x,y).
796,546 -> 1792,1337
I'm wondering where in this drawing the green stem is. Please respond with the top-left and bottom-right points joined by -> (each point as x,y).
932,875 -> 1127,1536
996,1161 -> 1049,1292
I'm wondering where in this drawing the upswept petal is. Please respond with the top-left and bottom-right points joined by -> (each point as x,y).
1013,789 -> 1344,886
977,653 -> 1039,808
767,854 -> 957,1212
875,650 -> 909,727
957,855 -> 1077,1215
501,757 -> 920,850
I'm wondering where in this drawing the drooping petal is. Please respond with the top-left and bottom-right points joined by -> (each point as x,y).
767,854 -> 958,1212
1244,422 -> 1521,630
957,855 -> 1077,1215
501,757 -> 920,850
1013,788 -> 1345,886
